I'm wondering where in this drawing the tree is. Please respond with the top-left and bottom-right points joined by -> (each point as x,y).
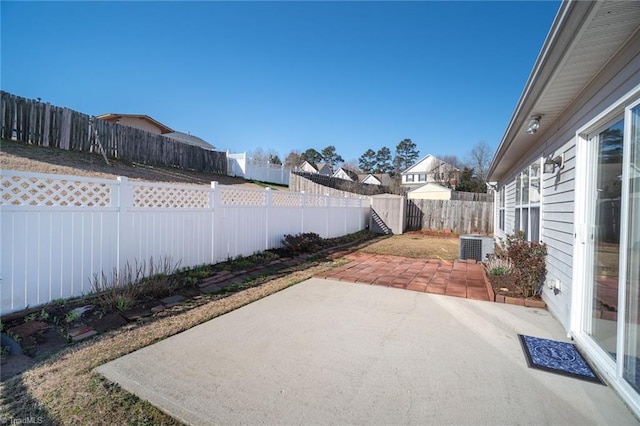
439,154 -> 463,170
466,141 -> 493,184
249,147 -> 268,164
342,159 -> 362,172
249,147 -> 280,165
320,145 -> 344,171
394,138 -> 419,175
269,154 -> 282,165
284,150 -> 301,168
456,167 -> 486,193
300,148 -> 322,165
359,149 -> 377,172
375,147 -> 393,174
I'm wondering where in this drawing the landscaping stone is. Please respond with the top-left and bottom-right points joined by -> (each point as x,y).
504,296 -> 525,306
200,284 -> 223,294
69,305 -> 94,318
120,308 -> 153,322
7,321 -> 50,340
68,325 -> 95,338
151,305 -> 166,313
71,330 -> 97,342
160,295 -> 185,307
89,312 -> 128,333
179,288 -> 202,299
524,299 -> 547,309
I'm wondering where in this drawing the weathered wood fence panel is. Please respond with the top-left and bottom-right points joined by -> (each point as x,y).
406,199 -> 493,234
0,91 -> 227,174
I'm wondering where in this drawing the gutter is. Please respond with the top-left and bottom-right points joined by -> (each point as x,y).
487,0 -> 596,181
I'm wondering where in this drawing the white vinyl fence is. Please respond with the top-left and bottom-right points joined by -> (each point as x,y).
0,170 -> 370,314
227,151 -> 291,186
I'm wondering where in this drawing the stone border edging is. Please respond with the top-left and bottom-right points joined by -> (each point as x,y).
481,264 -> 547,309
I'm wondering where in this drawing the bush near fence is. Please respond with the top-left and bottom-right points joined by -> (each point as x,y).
0,90 -> 227,174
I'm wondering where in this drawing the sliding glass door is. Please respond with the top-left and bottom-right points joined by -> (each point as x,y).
579,99 -> 640,405
585,119 -> 624,358
623,104 -> 640,392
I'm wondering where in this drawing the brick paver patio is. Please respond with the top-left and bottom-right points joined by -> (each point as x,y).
316,253 -> 491,301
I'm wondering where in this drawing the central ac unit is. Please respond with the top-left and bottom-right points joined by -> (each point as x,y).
459,234 -> 494,262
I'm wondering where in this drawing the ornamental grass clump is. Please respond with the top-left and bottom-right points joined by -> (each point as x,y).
485,256 -> 514,276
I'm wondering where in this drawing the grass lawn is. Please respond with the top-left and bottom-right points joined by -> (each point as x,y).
359,231 -> 459,261
0,234 -> 459,425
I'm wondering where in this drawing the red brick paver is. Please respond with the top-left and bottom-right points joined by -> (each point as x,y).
317,254 -> 490,301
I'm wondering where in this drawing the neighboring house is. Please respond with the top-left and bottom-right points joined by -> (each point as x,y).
297,161 -> 318,174
359,173 -> 392,186
96,113 -> 174,135
297,161 -> 333,176
487,0 -> 640,416
97,113 -> 214,149
401,154 -> 459,190
315,162 -> 333,176
332,166 -> 359,182
162,131 -> 215,150
407,182 -> 452,200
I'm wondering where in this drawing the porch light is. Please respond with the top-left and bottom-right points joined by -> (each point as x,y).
525,116 -> 542,134
543,155 -> 563,174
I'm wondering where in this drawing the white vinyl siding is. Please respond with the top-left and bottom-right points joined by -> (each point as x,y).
541,141 -> 577,328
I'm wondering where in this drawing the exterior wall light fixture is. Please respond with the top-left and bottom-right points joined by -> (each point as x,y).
543,154 -> 564,174
525,115 -> 542,134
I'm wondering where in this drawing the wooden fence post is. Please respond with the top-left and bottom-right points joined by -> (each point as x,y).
42,102 -> 51,146
59,108 -> 71,150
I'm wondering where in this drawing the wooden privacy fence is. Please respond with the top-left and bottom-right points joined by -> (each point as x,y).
0,91 -> 227,174
406,199 -> 494,234
0,170 -> 370,314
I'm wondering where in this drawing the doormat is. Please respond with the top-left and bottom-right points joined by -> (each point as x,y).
518,334 -> 604,384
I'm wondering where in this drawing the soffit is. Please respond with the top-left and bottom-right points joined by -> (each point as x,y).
489,1 -> 640,182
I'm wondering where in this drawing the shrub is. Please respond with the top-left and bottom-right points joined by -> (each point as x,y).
281,232 -> 324,255
503,231 -> 547,298
90,261 -> 144,312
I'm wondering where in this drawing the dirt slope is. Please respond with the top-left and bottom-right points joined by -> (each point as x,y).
0,140 -> 267,188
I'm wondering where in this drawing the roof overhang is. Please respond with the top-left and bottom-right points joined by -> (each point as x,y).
96,113 -> 174,134
488,0 -> 640,182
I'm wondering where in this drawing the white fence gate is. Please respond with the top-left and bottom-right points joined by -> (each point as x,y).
227,151 -> 291,186
0,170 -> 370,314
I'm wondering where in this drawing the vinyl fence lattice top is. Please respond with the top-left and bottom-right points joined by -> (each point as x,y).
132,184 -> 209,209
1,173 -> 112,207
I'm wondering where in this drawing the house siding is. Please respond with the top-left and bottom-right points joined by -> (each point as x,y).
540,141 -> 576,329
493,49 -> 640,330
117,116 -> 163,134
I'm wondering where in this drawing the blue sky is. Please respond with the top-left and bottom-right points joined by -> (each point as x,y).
1,1 -> 560,166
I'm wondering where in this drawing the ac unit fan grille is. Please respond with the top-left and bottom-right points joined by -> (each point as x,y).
459,235 -> 494,261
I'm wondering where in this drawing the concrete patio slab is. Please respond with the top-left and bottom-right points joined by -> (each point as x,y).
96,278 -> 638,425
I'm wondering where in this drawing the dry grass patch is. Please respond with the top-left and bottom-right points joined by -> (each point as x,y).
357,232 -> 459,261
0,263 -> 337,425
0,139 -> 281,189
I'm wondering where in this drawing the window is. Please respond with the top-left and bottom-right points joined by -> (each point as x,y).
514,159 -> 542,241
418,174 -> 426,182
406,174 -> 415,182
